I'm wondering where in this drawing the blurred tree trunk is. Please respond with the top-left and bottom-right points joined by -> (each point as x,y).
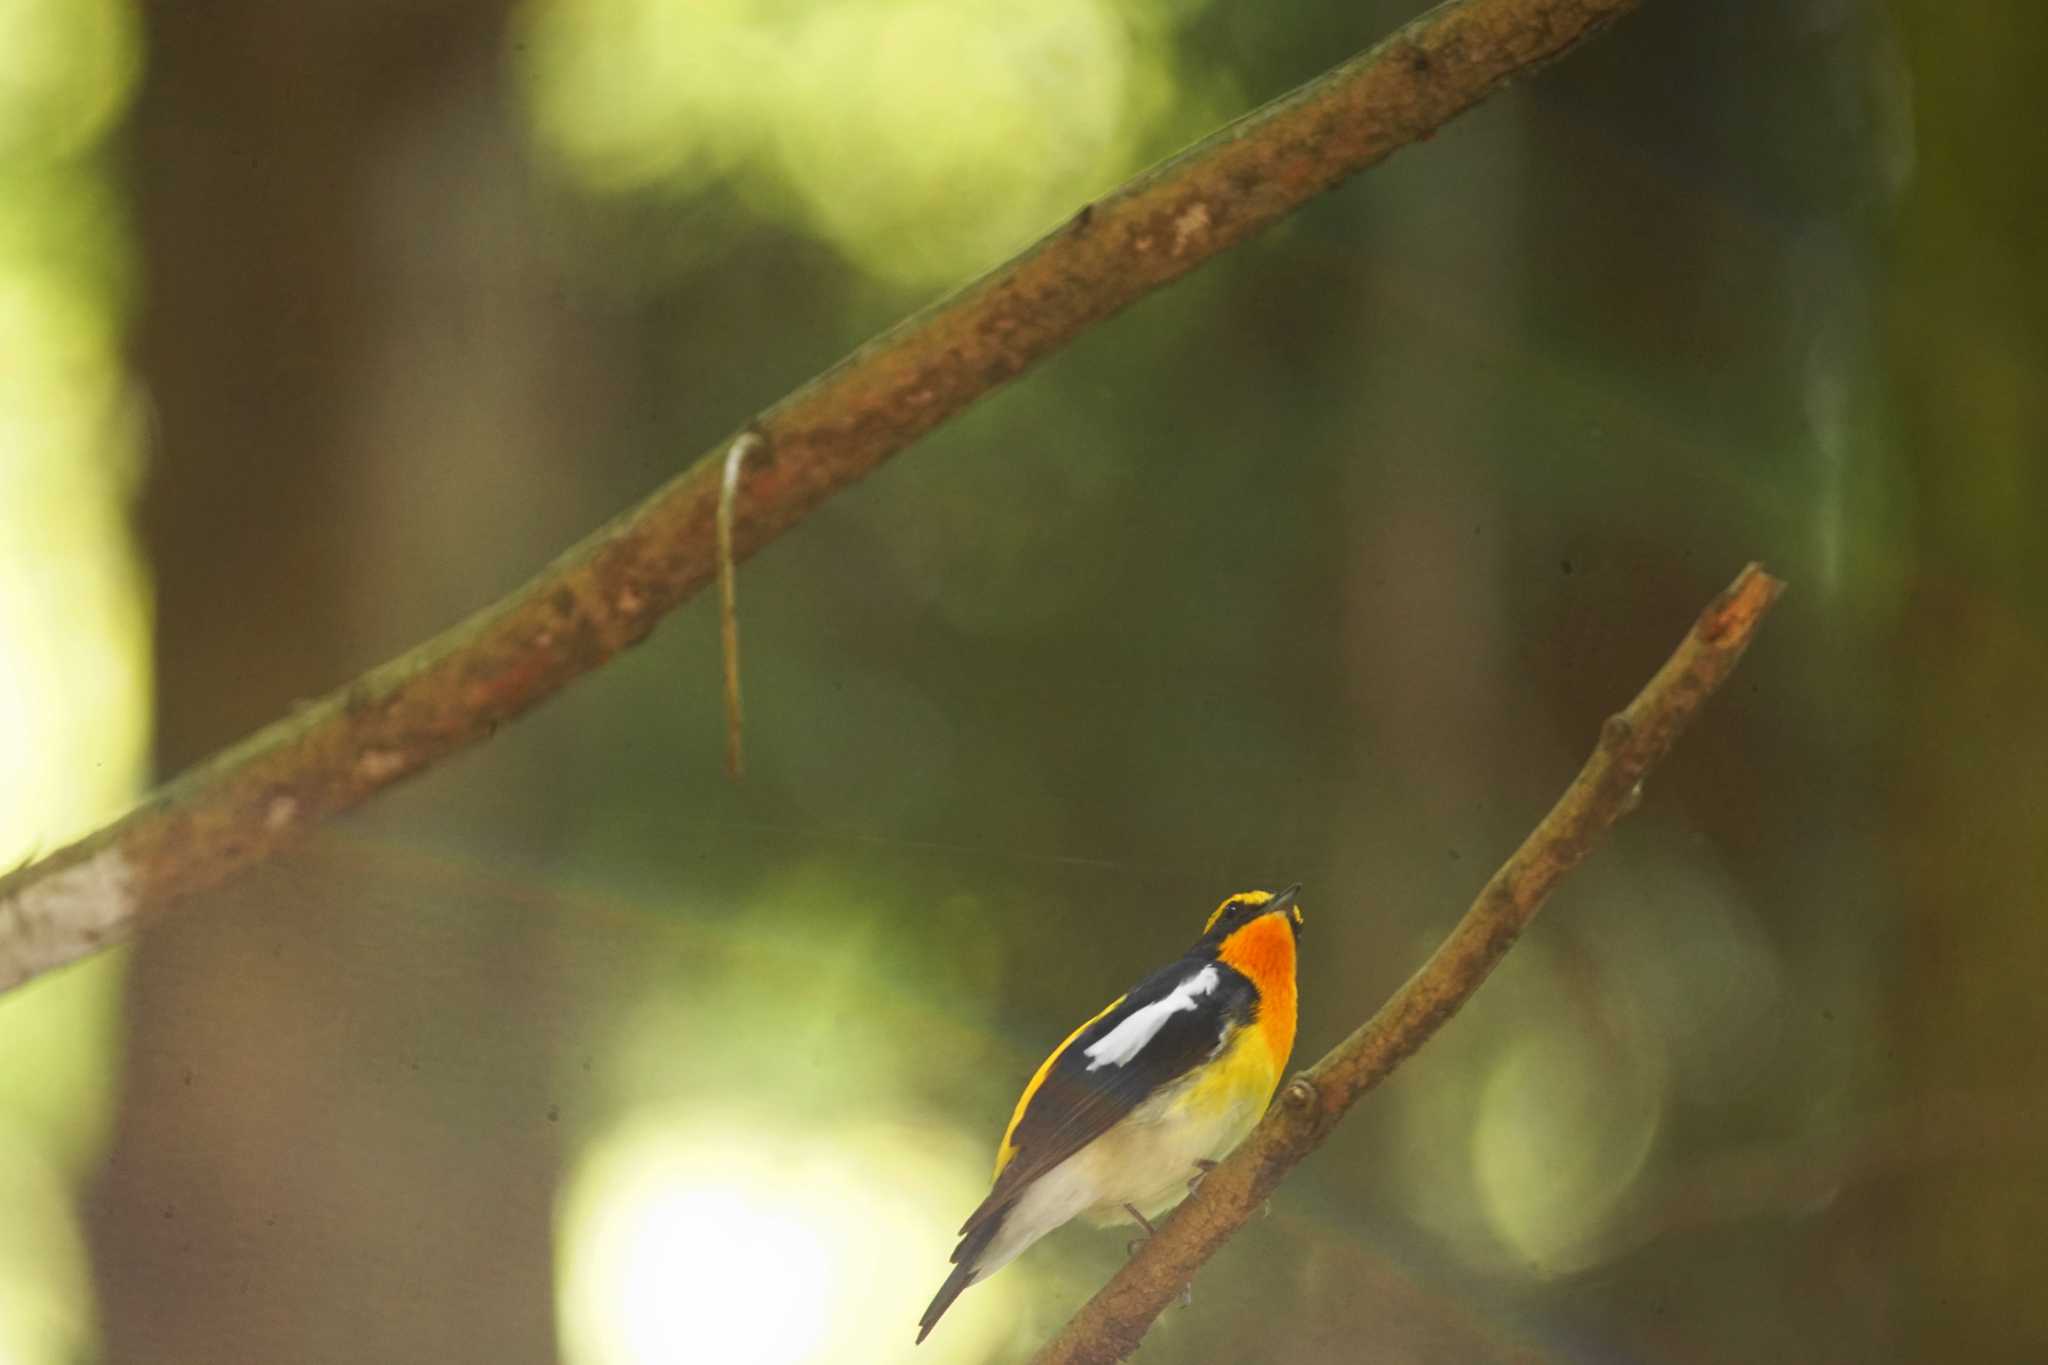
1887,3 -> 2048,1357
87,2 -> 589,1360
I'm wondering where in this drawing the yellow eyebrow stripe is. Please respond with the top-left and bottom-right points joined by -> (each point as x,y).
993,993 -> 1127,1177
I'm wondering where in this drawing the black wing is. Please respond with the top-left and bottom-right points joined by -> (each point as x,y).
959,955 -> 1256,1240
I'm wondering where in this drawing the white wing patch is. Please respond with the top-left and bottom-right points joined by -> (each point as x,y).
1082,965 -> 1220,1071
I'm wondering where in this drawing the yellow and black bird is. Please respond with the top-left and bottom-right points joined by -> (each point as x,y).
917,885 -> 1304,1343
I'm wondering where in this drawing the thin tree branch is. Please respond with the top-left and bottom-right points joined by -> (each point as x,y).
1028,564 -> 1786,1365
0,0 -> 1641,995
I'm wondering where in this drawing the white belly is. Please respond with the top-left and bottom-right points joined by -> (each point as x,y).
971,1029 -> 1279,1279
1073,1075 -> 1268,1223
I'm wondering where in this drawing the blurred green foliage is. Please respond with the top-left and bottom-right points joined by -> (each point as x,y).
0,2 -> 146,1364
4,0 -> 2045,1362
517,0 -> 1230,286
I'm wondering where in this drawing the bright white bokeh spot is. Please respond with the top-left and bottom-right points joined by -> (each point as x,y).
559,1111 -> 1013,1365
566,1164 -> 831,1365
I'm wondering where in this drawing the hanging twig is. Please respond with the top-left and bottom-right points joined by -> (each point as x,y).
0,0 -> 1645,996
717,432 -> 764,780
1028,564 -> 1785,1365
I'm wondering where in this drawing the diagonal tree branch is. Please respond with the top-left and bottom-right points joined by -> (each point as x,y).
1029,564 -> 1785,1365
0,0 -> 1642,995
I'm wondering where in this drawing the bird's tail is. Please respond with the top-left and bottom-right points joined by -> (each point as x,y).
916,1206 -> 1005,1344
916,1260 -> 978,1345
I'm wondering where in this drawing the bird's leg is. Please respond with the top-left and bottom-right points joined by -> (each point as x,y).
1122,1202 -> 1160,1257
1122,1201 -> 1198,1306
1155,1162 -> 1226,1306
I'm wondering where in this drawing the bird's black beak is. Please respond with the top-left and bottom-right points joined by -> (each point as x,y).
1267,884 -> 1303,938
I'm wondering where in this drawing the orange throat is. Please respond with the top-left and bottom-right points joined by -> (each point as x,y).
1217,914 -> 1297,1070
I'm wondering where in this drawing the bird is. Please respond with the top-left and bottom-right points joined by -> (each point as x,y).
917,885 -> 1304,1343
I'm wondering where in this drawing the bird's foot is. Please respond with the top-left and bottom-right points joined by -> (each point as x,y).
1187,1158 -> 1219,1196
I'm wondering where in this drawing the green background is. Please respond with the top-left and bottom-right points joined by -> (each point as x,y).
1,1 -> 2042,1361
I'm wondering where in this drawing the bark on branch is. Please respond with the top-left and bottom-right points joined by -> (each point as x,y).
0,0 -> 1641,994
1028,563 -> 1786,1365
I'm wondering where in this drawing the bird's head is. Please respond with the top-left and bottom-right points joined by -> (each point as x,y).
1202,884 -> 1304,941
